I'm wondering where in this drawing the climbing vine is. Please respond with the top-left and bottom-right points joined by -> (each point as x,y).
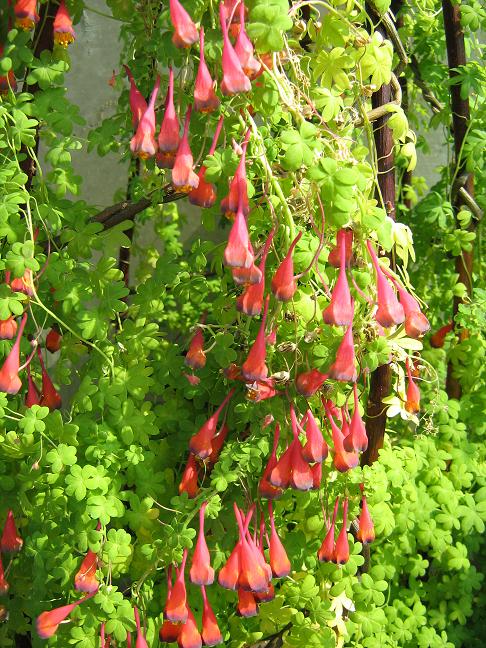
0,1 -> 484,647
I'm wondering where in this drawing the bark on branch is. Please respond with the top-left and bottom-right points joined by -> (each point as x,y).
441,0 -> 475,399
93,187 -> 186,231
361,9 -> 396,467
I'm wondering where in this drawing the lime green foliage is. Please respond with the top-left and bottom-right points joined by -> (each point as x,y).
0,0 -> 484,647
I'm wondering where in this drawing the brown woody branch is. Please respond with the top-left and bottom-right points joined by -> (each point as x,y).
93,186 -> 186,231
442,0 -> 476,399
361,8 -> 396,466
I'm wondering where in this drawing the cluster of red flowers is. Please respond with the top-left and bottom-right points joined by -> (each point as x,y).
12,0 -> 75,43
0,272 -> 62,409
1,1 -> 76,94
125,0 -> 262,197
159,498 -> 290,646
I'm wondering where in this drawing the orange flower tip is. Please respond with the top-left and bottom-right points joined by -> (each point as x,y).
357,530 -> 375,544
54,31 -> 76,47
136,150 -> 153,160
172,182 -> 198,194
15,18 -> 33,30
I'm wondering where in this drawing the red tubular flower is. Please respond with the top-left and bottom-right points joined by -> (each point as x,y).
221,130 -> 251,218
0,555 -> 9,594
179,454 -> 200,498
271,232 -> 303,302
289,406 -> 314,491
234,2 -> 261,79
324,398 -> 342,423
194,28 -> 220,113
0,316 -> 18,340
367,241 -> 405,328
328,324 -> 357,383
430,322 -> 453,348
123,65 -> 147,128
37,347 -> 62,410
295,368 -> 329,397
269,442 -> 293,490
318,497 -> 339,562
200,586 -> 223,646
160,567 -> 181,643
259,423 -> 283,499
221,0 -> 243,24
268,502 -> 290,578
1,509 -> 23,553
190,501 -> 214,586
245,377 -> 276,403
0,313 -> 27,395
218,538 -> 241,590
172,105 -> 199,193
14,0 -> 39,30
36,594 -> 94,638
11,268 -> 34,296
100,623 -> 112,648
302,409 -> 328,464
218,505 -> 253,590
254,581 -> 275,603
405,358 -> 420,414
74,549 -> 99,593
328,229 -> 353,268
185,327 -> 206,370
341,408 -> 350,440
169,0 -> 199,48
357,495 -> 375,544
178,604 -> 202,648
242,295 -> 270,381
224,363 -> 242,380
134,607 -> 149,648
46,326 -> 62,353
394,281 -> 430,339
232,262 -> 262,286
130,76 -> 160,159
311,462 -> 322,489
219,3 -> 251,96
223,187 -> 254,269
323,231 -> 354,326
237,531 -> 270,592
157,67 -> 181,168
244,520 -> 272,586
220,506 -> 269,593
324,401 -> 359,472
334,498 -> 349,564
165,550 -> 189,623
207,423 -> 229,465
189,389 -> 235,459
237,229 -> 275,316
237,589 -> 258,617
53,0 -> 76,47
189,116 -> 224,208
343,383 -> 368,453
